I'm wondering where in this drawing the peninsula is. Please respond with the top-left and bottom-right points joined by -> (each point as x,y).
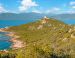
0,17 -> 75,58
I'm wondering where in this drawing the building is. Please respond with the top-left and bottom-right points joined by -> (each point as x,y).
41,16 -> 49,24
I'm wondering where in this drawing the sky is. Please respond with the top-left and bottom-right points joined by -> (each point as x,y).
0,0 -> 75,14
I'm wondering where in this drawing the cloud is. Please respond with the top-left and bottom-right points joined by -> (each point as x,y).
19,0 -> 38,12
32,10 -> 42,13
0,4 -> 7,13
32,7 -> 60,14
66,10 -> 75,14
45,7 -> 60,14
72,6 -> 75,8
69,1 -> 75,9
53,7 -> 60,11
70,1 -> 75,5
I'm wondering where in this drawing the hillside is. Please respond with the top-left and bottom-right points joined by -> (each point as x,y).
0,13 -> 75,20
51,14 -> 75,20
1,17 -> 75,58
0,13 -> 44,20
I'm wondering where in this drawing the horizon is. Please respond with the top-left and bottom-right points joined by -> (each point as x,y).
0,0 -> 75,14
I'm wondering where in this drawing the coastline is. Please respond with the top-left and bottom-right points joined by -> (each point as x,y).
0,28 -> 24,50
6,32 -> 24,49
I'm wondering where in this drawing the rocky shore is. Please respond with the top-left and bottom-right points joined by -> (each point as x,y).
6,32 -> 24,49
0,28 -> 24,50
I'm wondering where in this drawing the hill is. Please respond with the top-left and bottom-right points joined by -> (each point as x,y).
1,17 -> 75,58
0,13 -> 75,20
51,14 -> 75,20
0,13 -> 44,20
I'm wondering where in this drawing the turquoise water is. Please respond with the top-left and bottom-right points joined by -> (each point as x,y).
0,32 -> 12,50
61,19 -> 75,25
0,20 -> 35,28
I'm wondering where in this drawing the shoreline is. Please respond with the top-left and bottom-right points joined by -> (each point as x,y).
0,28 -> 24,50
6,32 -> 25,49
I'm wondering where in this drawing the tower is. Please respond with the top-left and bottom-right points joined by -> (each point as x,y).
41,16 -> 49,24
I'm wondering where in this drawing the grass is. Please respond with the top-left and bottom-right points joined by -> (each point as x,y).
1,18 -> 75,58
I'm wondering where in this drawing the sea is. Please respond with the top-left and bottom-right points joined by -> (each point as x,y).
0,32 -> 12,50
0,19 -> 75,50
0,19 -> 35,50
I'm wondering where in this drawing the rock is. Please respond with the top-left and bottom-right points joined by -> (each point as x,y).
68,29 -> 72,33
62,38 -> 67,41
29,26 -> 36,30
37,25 -> 43,29
5,26 -> 9,29
71,34 -> 75,38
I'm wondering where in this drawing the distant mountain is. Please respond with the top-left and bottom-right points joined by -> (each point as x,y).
0,13 -> 44,20
0,13 -> 75,20
51,14 -> 75,20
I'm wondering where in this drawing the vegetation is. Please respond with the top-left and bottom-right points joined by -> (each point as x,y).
1,18 -> 75,58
